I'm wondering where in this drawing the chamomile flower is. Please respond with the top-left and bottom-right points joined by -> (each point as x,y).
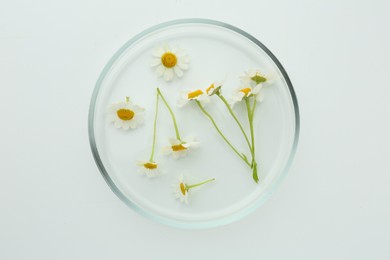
151,43 -> 190,81
108,97 -> 145,130
137,161 -> 160,178
177,89 -> 210,107
162,138 -> 199,159
240,69 -> 271,88
205,82 -> 222,96
173,174 -> 215,204
229,87 -> 256,107
174,175 -> 189,204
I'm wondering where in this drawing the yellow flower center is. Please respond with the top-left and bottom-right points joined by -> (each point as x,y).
143,162 -> 157,169
179,182 -> 187,196
171,144 -> 187,151
117,109 -> 135,120
251,74 -> 267,84
187,89 -> 204,99
161,52 -> 177,68
206,84 -> 215,94
240,88 -> 251,96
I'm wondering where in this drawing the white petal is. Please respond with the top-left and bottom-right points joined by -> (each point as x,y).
137,161 -> 147,166
229,99 -> 239,108
162,146 -> 172,155
248,69 -> 256,77
114,120 -> 122,128
177,97 -> 188,108
163,43 -> 171,52
240,76 -> 251,86
181,56 -> 190,63
172,151 -> 180,159
173,66 -> 183,78
256,93 -> 264,102
183,141 -> 199,149
177,150 -> 188,158
177,61 -> 189,70
164,68 -> 174,81
197,94 -> 210,103
252,85 -> 263,95
177,51 -> 188,58
107,114 -> 116,122
169,138 -> 181,145
135,116 -> 144,126
128,120 -> 137,129
153,47 -> 164,57
170,45 -> 177,53
150,58 -> 161,67
138,168 -> 146,175
133,105 -> 145,113
155,65 -> 165,77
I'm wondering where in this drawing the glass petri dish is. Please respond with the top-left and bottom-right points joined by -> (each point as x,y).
88,19 -> 299,228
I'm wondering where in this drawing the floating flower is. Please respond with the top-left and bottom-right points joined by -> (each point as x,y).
137,161 -> 160,178
173,174 -> 215,204
177,89 -> 210,107
108,97 -> 145,130
229,86 -> 256,107
151,43 -> 190,81
174,175 -> 189,204
240,69 -> 271,88
205,82 -> 222,96
162,138 -> 199,159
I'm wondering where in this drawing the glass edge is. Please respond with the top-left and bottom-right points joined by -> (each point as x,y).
88,18 -> 300,229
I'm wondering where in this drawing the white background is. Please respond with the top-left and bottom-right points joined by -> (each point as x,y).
1,0 -> 389,259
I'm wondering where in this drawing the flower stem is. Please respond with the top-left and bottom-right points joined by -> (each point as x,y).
186,178 -> 215,190
195,100 -> 251,167
149,90 -> 159,162
217,94 -> 252,154
245,97 -> 259,183
251,98 -> 257,118
157,88 -> 182,142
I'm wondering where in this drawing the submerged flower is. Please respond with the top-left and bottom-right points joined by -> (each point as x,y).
177,89 -> 210,107
151,43 -> 190,81
240,69 -> 270,88
137,161 -> 160,178
108,97 -> 145,130
162,138 -> 199,159
173,174 -> 215,204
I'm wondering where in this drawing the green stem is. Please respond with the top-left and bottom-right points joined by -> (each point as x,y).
245,97 -> 259,183
195,101 -> 251,167
217,94 -> 252,154
245,98 -> 255,159
157,88 -> 182,142
149,90 -> 159,162
186,178 -> 215,190
251,98 -> 257,120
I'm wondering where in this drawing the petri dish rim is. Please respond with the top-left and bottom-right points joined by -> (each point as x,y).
88,18 -> 300,229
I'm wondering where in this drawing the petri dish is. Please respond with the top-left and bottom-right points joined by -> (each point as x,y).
88,19 -> 299,228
